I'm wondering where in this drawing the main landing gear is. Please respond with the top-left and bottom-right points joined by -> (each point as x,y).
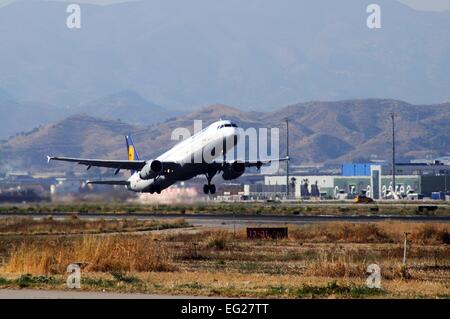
149,185 -> 161,194
203,172 -> 216,194
203,183 -> 216,195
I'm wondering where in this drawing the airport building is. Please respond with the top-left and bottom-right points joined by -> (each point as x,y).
244,162 -> 450,200
262,174 -> 422,199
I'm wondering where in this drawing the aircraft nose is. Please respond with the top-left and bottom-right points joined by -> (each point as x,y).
231,127 -> 240,145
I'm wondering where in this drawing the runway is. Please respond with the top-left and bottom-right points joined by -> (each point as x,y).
1,212 -> 449,229
0,289 -> 206,299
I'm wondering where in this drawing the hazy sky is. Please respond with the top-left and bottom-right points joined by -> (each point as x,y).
398,0 -> 450,11
1,0 -> 449,110
1,0 -> 450,11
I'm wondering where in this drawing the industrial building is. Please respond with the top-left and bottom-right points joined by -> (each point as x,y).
244,162 -> 450,200
341,161 -> 450,177
262,174 -> 421,199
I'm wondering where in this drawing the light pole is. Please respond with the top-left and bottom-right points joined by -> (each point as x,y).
445,169 -> 448,198
285,118 -> 291,199
390,112 -> 396,198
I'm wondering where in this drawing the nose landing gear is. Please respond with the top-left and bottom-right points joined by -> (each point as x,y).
203,171 -> 216,194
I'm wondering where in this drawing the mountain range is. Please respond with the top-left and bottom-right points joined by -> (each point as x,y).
0,89 -> 176,140
1,99 -> 449,173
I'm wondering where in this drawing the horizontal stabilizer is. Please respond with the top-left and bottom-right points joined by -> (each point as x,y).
87,180 -> 129,186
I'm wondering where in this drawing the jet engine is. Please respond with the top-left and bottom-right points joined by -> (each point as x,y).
222,161 -> 245,180
139,160 -> 163,180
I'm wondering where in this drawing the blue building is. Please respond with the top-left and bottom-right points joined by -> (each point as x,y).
341,163 -> 373,176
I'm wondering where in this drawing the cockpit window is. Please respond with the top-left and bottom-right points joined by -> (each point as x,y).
218,123 -> 238,129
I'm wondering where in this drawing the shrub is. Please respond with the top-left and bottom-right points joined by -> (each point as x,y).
206,232 -> 229,250
110,271 -> 141,285
411,224 -> 450,244
297,281 -> 385,298
15,274 -> 60,288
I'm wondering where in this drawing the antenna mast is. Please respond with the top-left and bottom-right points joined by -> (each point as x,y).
391,112 -> 396,197
285,118 -> 290,199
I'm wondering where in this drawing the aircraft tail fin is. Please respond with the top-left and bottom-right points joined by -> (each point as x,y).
125,135 -> 140,161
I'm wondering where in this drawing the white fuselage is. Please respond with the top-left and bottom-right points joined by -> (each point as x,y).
127,120 -> 240,192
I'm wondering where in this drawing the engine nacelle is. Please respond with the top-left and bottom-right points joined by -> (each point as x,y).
139,160 -> 163,180
222,161 -> 245,180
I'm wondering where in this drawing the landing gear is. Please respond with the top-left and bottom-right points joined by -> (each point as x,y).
203,183 -> 216,195
149,185 -> 161,194
203,172 -> 216,194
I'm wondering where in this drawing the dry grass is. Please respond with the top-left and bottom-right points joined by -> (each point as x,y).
1,201 -> 449,216
303,250 -> 367,278
2,235 -> 175,274
1,221 -> 450,298
0,216 -> 188,236
409,224 -> 450,244
288,222 -> 450,244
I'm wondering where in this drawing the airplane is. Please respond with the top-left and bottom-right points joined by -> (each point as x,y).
48,120 -> 288,195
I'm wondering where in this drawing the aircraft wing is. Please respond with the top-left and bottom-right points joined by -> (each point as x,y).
47,156 -> 147,171
215,157 -> 290,169
241,156 -> 290,169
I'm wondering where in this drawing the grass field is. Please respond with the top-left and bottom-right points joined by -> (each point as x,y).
0,216 -> 188,236
0,201 -> 449,216
0,219 -> 449,298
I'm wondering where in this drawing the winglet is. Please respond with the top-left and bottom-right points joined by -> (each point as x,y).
47,156 -> 52,164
